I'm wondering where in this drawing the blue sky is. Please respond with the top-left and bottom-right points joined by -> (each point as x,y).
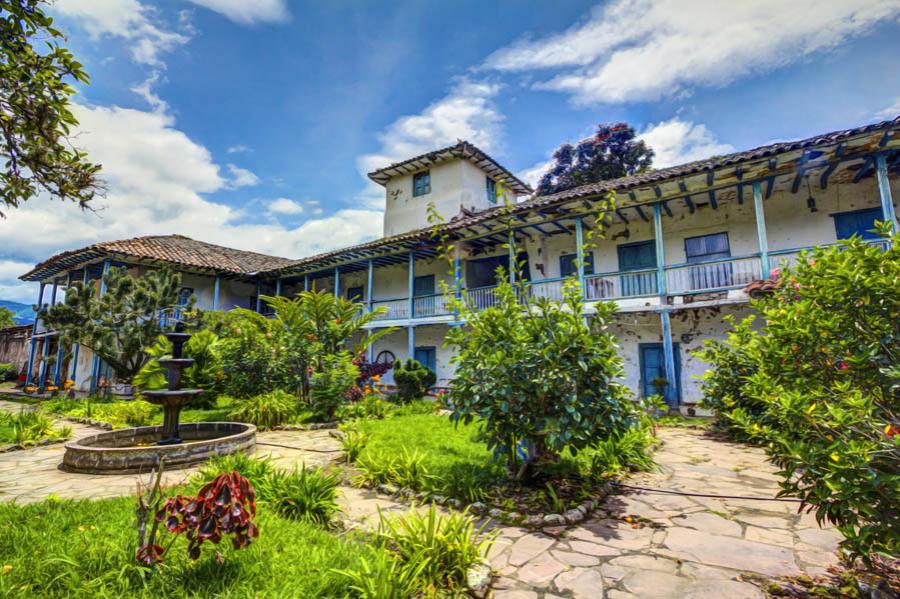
1,0 -> 899,304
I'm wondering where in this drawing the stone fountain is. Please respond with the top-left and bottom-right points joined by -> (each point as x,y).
62,327 -> 256,474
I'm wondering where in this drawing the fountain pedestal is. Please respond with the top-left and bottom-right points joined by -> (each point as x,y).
142,332 -> 203,445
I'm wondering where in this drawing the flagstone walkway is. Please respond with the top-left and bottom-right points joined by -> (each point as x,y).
0,400 -> 844,597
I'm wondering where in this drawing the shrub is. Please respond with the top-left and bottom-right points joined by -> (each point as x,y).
391,359 -> 436,403
338,426 -> 369,463
228,390 -> 296,429
309,352 -> 359,421
588,424 -> 656,479
105,400 -> 155,427
693,229 -> 899,560
198,451 -> 274,484
255,467 -> 339,525
371,504 -> 495,595
337,391 -> 393,421
0,362 -> 17,382
334,548 -> 428,599
0,409 -> 70,445
447,277 -> 636,481
134,330 -> 224,409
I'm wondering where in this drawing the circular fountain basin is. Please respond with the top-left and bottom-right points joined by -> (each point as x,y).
62,422 -> 257,475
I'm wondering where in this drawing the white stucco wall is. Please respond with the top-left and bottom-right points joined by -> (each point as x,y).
383,159 -> 515,237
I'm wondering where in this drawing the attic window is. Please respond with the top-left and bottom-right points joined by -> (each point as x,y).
413,171 -> 431,197
486,177 -> 497,204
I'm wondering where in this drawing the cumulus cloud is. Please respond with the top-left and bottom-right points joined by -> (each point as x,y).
874,98 -> 900,121
517,159 -> 554,189
187,0 -> 290,25
226,164 -> 260,188
227,144 -> 253,154
266,198 -> 305,216
0,103 -> 382,301
54,0 -> 190,68
484,0 -> 900,105
639,119 -> 735,168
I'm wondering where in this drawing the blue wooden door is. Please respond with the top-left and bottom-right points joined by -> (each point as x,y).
639,343 -> 681,404
617,241 -> 657,296
413,346 -> 436,374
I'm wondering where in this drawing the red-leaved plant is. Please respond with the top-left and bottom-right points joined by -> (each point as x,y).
136,470 -> 258,566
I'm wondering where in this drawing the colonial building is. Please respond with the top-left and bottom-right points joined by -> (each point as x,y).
19,118 -> 900,409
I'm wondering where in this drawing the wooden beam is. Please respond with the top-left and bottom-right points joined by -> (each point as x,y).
737,184 -> 744,205
765,176 -> 775,199
707,190 -> 718,210
661,201 -> 673,218
879,131 -> 891,147
615,208 -> 629,224
790,168 -> 805,194
653,185 -> 662,198
819,143 -> 845,189
634,205 -> 650,222
853,156 -> 875,183
683,196 -> 695,213
706,171 -> 714,187
678,181 -> 688,193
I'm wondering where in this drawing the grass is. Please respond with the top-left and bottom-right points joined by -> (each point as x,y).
0,408 -> 71,446
0,496 -> 373,598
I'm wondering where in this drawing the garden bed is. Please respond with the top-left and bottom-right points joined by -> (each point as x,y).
347,411 -> 655,530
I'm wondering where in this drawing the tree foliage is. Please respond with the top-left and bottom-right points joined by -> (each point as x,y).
536,122 -> 653,195
695,227 -> 899,560
39,267 -> 188,381
0,0 -> 101,215
0,306 -> 14,329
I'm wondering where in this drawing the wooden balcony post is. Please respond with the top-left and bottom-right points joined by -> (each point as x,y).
407,251 -> 415,320
334,266 -> 340,298
660,310 -> 679,407
213,274 -> 221,310
24,282 -> 45,386
367,259 -> 374,313
652,203 -> 667,299
752,181 -> 770,278
875,154 -> 897,235
575,216 -> 586,297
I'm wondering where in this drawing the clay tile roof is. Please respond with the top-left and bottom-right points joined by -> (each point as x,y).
20,235 -> 295,282
367,140 -> 533,195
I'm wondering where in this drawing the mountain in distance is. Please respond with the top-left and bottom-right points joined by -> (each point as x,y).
0,300 -> 35,325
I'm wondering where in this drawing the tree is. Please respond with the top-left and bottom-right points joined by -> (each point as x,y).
39,267 -> 189,381
695,226 -> 899,560
536,122 -> 653,195
0,0 -> 101,215
0,307 -> 14,329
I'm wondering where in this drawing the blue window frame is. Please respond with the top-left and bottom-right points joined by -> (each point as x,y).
413,346 -> 436,375
559,252 -> 594,277
413,171 -> 431,197
413,275 -> 435,297
833,207 -> 881,240
486,177 -> 497,204
346,286 -> 364,302
617,241 -> 657,297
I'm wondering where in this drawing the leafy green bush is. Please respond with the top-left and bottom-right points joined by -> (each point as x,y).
447,276 -> 636,481
198,451 -> 275,484
338,426 -> 368,463
309,352 -> 359,420
337,391 -> 393,421
228,390 -> 296,429
334,548 -> 428,599
370,504 -> 495,595
0,409 -> 70,445
694,230 -> 899,560
0,362 -> 17,382
588,424 -> 656,478
255,467 -> 340,525
105,400 -> 155,427
391,359 -> 436,403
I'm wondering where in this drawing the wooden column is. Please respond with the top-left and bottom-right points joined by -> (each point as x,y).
407,251 -> 415,320
213,275 -> 221,310
659,310 -> 679,407
575,216 -> 586,296
752,181 -> 771,278
24,282 -> 46,386
875,154 -> 897,234
366,259 -> 374,313
652,203 -> 667,298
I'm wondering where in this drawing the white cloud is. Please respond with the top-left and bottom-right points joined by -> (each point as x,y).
226,164 -> 260,188
874,98 -> 900,121
639,119 -> 735,168
484,0 -> 900,104
267,198 -> 305,216
517,159 -> 553,189
54,0 -> 190,67
186,0 -> 290,25
0,102 -> 383,298
130,71 -> 168,112
227,144 -> 253,154
0,260 -> 38,304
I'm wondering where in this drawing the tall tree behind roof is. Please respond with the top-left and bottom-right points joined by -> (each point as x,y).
536,122 -> 654,195
0,0 -> 101,216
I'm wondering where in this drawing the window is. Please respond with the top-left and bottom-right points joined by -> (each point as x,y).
833,207 -> 881,240
413,171 -> 431,197
486,177 -> 497,204
559,252 -> 594,277
684,232 -> 730,262
346,286 -> 364,302
413,275 -> 435,297
177,287 -> 194,306
684,232 -> 732,290
465,253 -> 531,289
616,241 -> 657,297
414,346 -> 436,375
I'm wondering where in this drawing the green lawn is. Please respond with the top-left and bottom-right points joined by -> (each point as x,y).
0,496 -> 374,598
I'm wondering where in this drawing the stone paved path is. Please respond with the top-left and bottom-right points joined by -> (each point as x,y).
1,400 -> 844,597
486,428 -> 844,598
